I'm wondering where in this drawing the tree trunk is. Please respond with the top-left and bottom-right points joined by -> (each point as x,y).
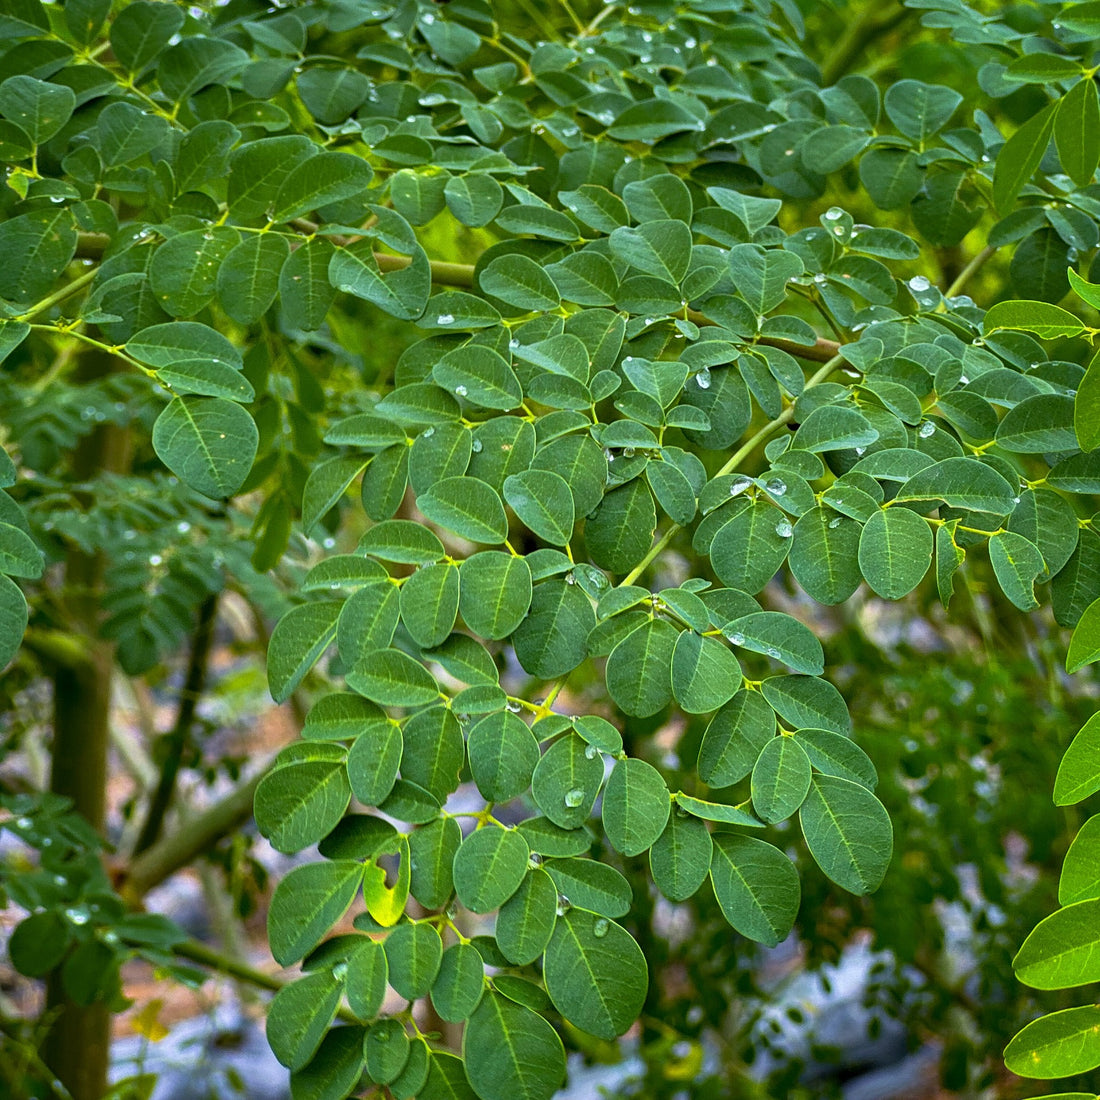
44,353 -> 131,1100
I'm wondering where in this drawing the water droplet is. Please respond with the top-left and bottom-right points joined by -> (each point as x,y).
585,744 -> 598,760
1013,495 -> 1021,504
695,368 -> 711,390
50,195 -> 65,204
909,275 -> 932,292
15,817 -> 32,829
727,631 -> 745,646
765,478 -> 786,496
622,447 -> 635,458
813,272 -> 827,284
565,573 -> 576,584
564,788 -> 585,807
593,918 -> 610,938
177,521 -> 191,534
506,701 -> 522,714
832,226 -> 845,236
823,207 -> 844,221
775,520 -> 793,538
65,907 -> 90,926
765,646 -> 781,659
471,439 -> 483,453
437,313 -> 455,325
828,516 -> 842,528
729,475 -> 752,497
556,897 -> 572,916
375,1030 -> 390,1042
918,421 -> 935,438
149,554 -> 163,566
422,427 -> 435,438
322,537 -> 336,550
455,385 -> 468,397
855,446 -> 866,456
959,375 -> 969,385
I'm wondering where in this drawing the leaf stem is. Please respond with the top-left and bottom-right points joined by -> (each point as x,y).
16,268 -> 100,323
942,244 -> 998,300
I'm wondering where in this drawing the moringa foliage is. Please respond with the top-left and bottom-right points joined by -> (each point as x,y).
3,0 -> 1100,1095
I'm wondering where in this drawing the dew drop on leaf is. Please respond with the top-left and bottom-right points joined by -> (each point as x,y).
564,788 -> 585,807
593,918 -> 609,938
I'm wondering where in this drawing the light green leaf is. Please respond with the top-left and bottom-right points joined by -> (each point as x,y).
1055,78 -> 1100,188
1054,713 -> 1100,805
984,299 -> 1087,340
884,79 -> 961,142
993,99 -> 1059,212
1059,814 -> 1100,905
1004,1006 -> 1100,1079
989,530 -> 1045,611
673,793 -> 763,827
479,255 -> 560,311
799,774 -> 892,895
724,611 -> 824,675
1014,898 -> 1100,989
710,834 -> 800,947
385,921 -> 443,1000
649,811 -> 712,902
1067,597 -> 1100,673
544,909 -> 647,1040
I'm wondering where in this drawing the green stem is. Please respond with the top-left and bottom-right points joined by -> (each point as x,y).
620,355 -> 844,586
15,268 -> 99,323
943,244 -> 998,300
820,2 -> 908,85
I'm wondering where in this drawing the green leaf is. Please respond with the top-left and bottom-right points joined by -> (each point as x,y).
268,861 -> 364,965
1055,713 -> 1100,805
337,585 -> 400,665
0,75 -> 75,144
330,241 -> 431,321
605,618 -> 678,718
400,562 -> 459,648
0,522 -> 43,579
751,736 -> 812,824
273,152 -> 373,222
504,470 -> 575,546
545,858 -> 631,918
291,1026 -> 368,1100
418,476 -> 508,544
431,943 -> 484,1023
984,299 -> 1086,340
531,732 -> 603,829
445,175 -> 504,227
152,396 -> 257,500
761,675 -> 851,735
710,834 -> 801,947
709,501 -> 792,594
544,909 -> 647,1040
421,1052 -> 479,1100
993,99 -> 1060,213
513,579 -> 595,679
453,826 -> 530,913
402,707 -> 463,803
1004,1006 -> 1100,1079
858,507 -> 932,599
362,835 -> 411,927
609,221 -> 693,284
697,690 -> 775,787
989,530 -> 1045,611
799,774 -> 892,895
0,575 -> 29,672
468,710 -> 539,803
997,394 -> 1077,453
150,227 -> 239,317
601,758 -> 670,857
496,869 -> 557,965
347,648 -> 439,708
670,631 -> 741,713
463,993 -> 565,1100
1014,898 -> 1100,990
360,520 -> 444,565
127,322 -> 248,401
216,233 -> 290,326
883,79 -> 962,142
672,793 -> 763,827
268,602 -> 341,703
408,815 -> 460,909
649,811 -> 712,902
433,345 -> 522,411
110,1 -> 184,71
479,255 -> 560,311
280,238 -> 337,331
727,244 -> 804,315
96,100 -> 170,167
1059,814 -> 1100,905
586,479 -> 656,575
0,209 -> 78,304
794,728 -> 877,790
792,405 -> 878,453
302,456 -> 368,535
1055,78 -> 1100,188
255,760 -> 351,854
347,721 -> 402,807
8,911 -> 70,978
894,457 -> 1017,515
345,939 -> 388,1019
1067,597 -> 1100,673
455,552 -> 531,640
266,972 -> 343,1070
789,509 -> 863,605
366,1018 -> 411,1085
385,921 -> 443,1000
724,612 -> 824,675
